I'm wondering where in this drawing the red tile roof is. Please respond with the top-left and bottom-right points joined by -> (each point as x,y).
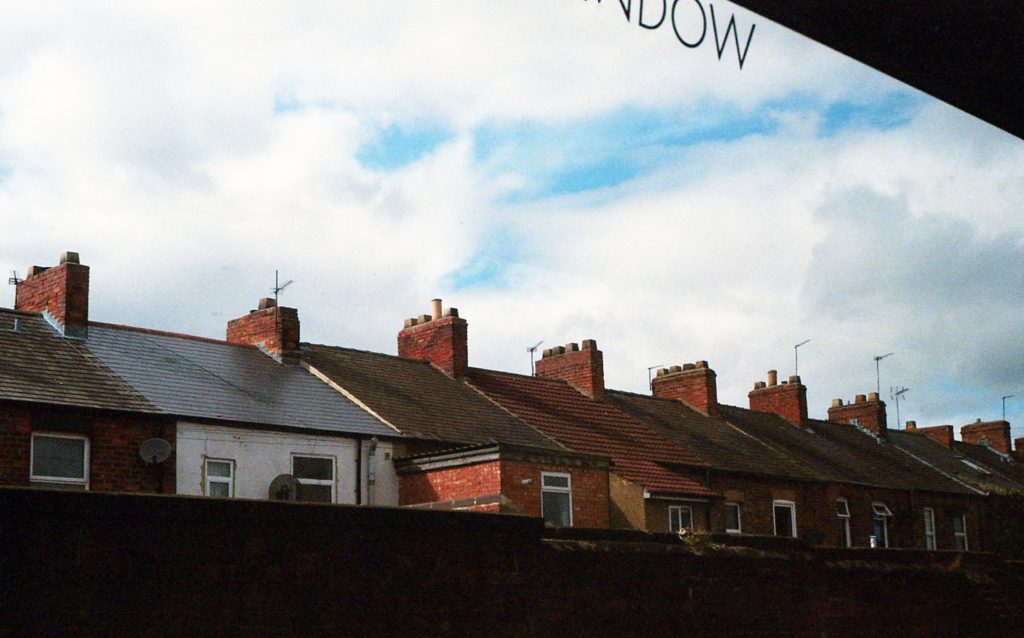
466,368 -> 715,498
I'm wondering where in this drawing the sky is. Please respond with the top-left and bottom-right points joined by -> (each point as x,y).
1,2 -> 1022,440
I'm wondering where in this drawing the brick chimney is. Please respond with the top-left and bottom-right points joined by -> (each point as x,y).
909,424 -> 954,448
14,251 -> 90,338
226,297 -> 300,361
652,361 -> 718,416
960,419 -> 1011,454
828,392 -> 888,436
1014,437 -> 1024,462
397,299 -> 468,377
535,340 -> 604,397
748,370 -> 808,426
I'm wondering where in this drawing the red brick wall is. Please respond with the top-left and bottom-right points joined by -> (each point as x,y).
534,340 -> 604,396
14,260 -> 90,331
913,425 -> 955,447
399,460 -> 502,505
748,379 -> 808,426
961,420 -> 1011,454
226,305 -> 299,358
501,460 -> 609,528
652,363 -> 718,415
0,401 -> 175,493
397,315 -> 468,377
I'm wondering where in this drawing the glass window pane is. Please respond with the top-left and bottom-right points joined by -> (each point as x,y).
836,500 -> 850,517
296,483 -> 333,503
774,505 -> 794,537
953,515 -> 965,534
33,436 -> 85,479
542,491 -> 571,527
207,461 -> 232,478
208,482 -> 230,497
294,456 -> 333,480
542,474 -> 569,489
725,504 -> 740,531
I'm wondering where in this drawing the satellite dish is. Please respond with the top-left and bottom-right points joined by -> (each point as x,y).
269,474 -> 298,501
139,438 -> 172,464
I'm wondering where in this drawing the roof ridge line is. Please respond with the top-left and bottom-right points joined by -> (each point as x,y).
301,360 -> 403,435
90,321 -> 232,346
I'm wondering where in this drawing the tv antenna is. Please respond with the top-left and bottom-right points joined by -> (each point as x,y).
527,340 -> 543,375
794,339 -> 810,376
1002,395 -> 1015,421
648,364 -> 664,391
873,352 -> 894,395
272,270 -> 294,306
7,270 -> 22,286
890,386 -> 910,430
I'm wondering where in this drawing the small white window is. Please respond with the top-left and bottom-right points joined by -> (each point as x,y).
773,500 -> 797,537
724,502 -> 742,534
205,459 -> 234,497
293,455 -> 336,503
871,502 -> 892,548
836,499 -> 852,548
848,418 -> 860,426
669,505 -> 694,533
541,472 -> 572,527
953,513 -> 968,551
923,507 -> 936,550
30,433 -> 89,489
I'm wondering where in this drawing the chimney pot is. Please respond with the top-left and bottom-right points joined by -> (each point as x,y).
656,368 -> 668,377
855,394 -> 867,404
669,365 -> 682,374
831,399 -> 843,408
554,346 -> 565,355
258,297 -> 277,310
683,363 -> 696,371
417,314 -> 431,324
404,318 -> 416,328
767,370 -> 778,386
542,348 -> 552,358
581,339 -> 597,350
397,300 -> 469,377
906,420 -> 917,430
60,251 -> 80,265
566,342 -> 579,352
695,360 -> 708,369
26,265 -> 48,278
431,298 -> 442,321
788,375 -> 801,385
868,392 -> 879,402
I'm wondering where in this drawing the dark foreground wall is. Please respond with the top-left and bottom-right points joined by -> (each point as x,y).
1,488 -> 1022,637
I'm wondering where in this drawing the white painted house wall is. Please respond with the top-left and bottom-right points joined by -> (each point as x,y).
176,422 -> 399,505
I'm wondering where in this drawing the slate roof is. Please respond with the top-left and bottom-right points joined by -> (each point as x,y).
885,430 -> 1024,494
604,390 -> 822,482
716,404 -> 979,495
465,369 -> 715,498
0,309 -> 157,413
301,344 -> 560,449
80,323 -> 395,437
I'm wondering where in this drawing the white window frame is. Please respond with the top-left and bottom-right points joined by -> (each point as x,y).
871,502 -> 893,548
772,500 -> 797,538
923,507 -> 937,550
30,433 -> 89,489
953,513 -> 968,551
669,505 -> 694,533
540,471 -> 573,527
724,502 -> 742,534
204,458 -> 235,497
292,454 -> 336,503
836,498 -> 852,548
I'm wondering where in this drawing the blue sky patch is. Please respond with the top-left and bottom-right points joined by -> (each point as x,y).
473,104 -> 777,201
443,231 -> 522,290
356,123 -> 454,171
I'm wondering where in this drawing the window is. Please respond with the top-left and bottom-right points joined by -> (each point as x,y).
836,499 -> 852,548
205,459 -> 234,497
724,502 -> 741,533
541,472 -> 572,527
293,455 -> 335,503
773,500 -> 797,537
30,433 -> 89,489
848,418 -> 860,426
669,505 -> 694,533
953,513 -> 968,551
871,502 -> 893,548
923,507 -> 936,550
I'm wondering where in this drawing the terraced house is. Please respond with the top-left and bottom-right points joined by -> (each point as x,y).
3,251 -> 1023,554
